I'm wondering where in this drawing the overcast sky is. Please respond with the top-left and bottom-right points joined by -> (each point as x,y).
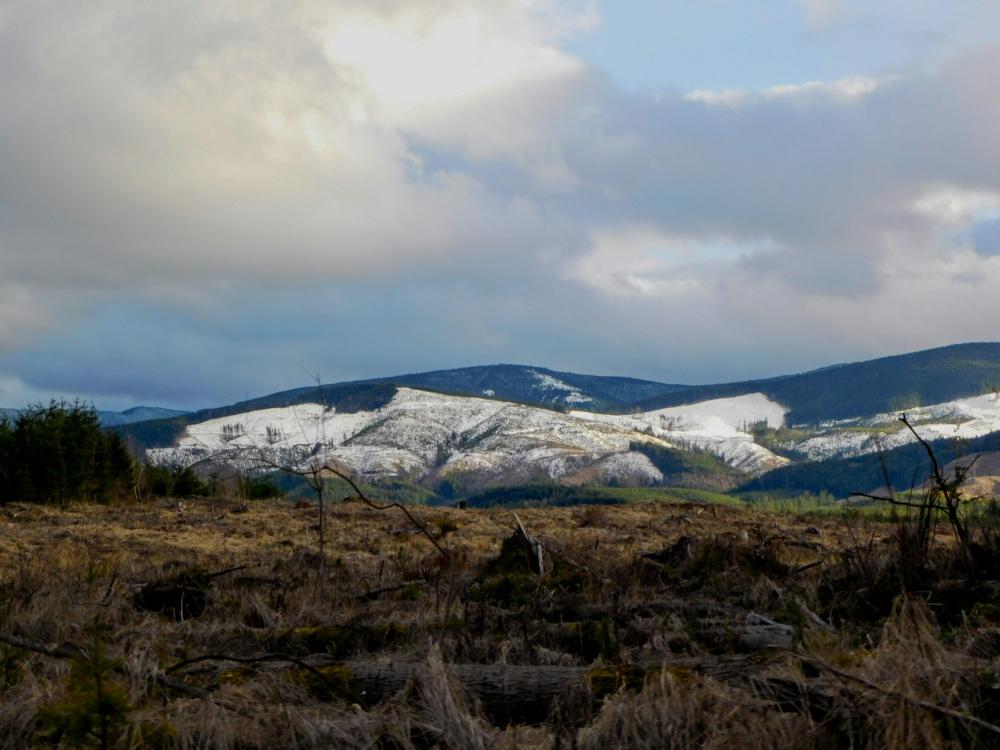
2,1 -> 1000,410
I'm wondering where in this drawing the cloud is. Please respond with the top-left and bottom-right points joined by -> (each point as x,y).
684,75 -> 891,107
0,2 -> 591,307
2,3 -> 1000,405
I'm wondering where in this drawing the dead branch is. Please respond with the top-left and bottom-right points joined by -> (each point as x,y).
332,465 -> 450,560
788,649 -> 1000,737
258,452 -> 450,561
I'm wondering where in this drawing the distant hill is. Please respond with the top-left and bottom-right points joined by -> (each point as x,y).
369,364 -> 689,410
111,341 -> 1000,497
620,343 -> 1000,424
2,405 -> 188,427
96,406 -> 190,427
740,428 -> 1000,497
114,365 -> 687,451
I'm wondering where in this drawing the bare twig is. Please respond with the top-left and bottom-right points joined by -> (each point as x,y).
331,465 -> 450,560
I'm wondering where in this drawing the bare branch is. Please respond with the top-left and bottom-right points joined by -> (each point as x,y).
899,413 -> 946,490
787,648 -> 1000,737
323,463 -> 451,560
254,451 -> 450,560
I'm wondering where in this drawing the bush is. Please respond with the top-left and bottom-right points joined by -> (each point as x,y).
140,464 -> 210,498
242,475 -> 283,500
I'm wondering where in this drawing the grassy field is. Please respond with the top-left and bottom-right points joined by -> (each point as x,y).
2,496 -> 999,748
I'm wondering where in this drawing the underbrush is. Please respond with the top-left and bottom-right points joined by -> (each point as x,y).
1,499 -> 1000,748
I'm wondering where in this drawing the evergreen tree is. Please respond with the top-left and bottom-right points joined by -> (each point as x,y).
0,401 -> 134,504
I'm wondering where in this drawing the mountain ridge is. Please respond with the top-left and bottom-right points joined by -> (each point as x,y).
103,341 -> 1000,498
115,342 -> 1000,451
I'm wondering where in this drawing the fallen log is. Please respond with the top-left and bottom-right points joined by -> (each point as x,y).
539,598 -> 727,623
173,653 -> 785,725
738,613 -> 794,651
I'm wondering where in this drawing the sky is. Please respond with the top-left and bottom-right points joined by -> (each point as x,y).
2,0 -> 1000,410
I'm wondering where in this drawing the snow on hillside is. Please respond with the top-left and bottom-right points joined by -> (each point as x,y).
148,388 -> 790,482
529,370 -> 593,405
570,393 -> 789,473
787,393 -> 1000,461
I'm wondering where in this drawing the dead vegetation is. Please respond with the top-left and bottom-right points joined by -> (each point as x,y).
1,497 -> 1000,748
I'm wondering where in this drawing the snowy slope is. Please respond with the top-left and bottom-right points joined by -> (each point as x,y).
786,393 -> 1000,461
148,388 -> 790,483
570,393 -> 788,473
528,370 -> 594,405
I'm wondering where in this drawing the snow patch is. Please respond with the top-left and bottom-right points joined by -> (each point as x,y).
787,393 -> 1000,461
529,370 -> 593,404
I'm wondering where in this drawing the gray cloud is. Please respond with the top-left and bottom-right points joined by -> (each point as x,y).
1,3 -> 1000,406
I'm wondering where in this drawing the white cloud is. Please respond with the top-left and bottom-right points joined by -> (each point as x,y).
913,185 -> 1000,226
0,2 -> 594,306
566,225 -> 769,298
685,75 -> 892,107
315,2 -> 593,163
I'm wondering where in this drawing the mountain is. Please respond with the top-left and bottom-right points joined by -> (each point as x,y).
620,342 -> 1000,424
741,429 -> 1000,498
367,364 -> 689,410
96,406 -> 190,427
145,388 -> 788,491
117,342 -> 1000,497
2,405 -> 188,427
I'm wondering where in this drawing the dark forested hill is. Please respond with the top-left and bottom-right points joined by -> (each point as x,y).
620,343 -> 1000,424
740,428 -> 1000,497
370,364 -> 688,410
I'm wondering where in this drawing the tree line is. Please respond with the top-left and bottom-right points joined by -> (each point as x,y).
0,401 -> 134,504
0,400 -> 286,504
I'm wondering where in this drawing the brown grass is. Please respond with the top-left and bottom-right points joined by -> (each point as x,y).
0,497 -> 997,748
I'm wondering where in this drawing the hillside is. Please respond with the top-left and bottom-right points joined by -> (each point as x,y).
115,343 -> 1000,496
623,342 -> 1000,424
146,388 -> 789,490
369,364 -> 689,410
116,382 -> 398,452
741,427 -> 1000,497
116,343 -> 1000,454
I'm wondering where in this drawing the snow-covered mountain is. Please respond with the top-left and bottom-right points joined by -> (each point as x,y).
148,387 -> 789,486
114,342 -> 1000,495
782,393 -> 1000,461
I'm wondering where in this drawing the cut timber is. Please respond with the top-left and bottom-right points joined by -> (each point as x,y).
738,613 -> 794,651
178,654 -> 784,726
348,660 -> 595,724
512,512 -> 545,575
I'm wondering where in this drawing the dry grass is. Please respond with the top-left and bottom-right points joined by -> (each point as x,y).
1,497 -> 997,749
